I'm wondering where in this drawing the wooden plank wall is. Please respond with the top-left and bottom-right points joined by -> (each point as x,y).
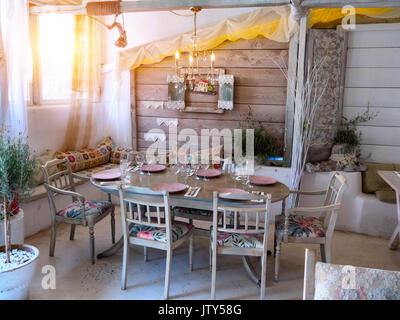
342,27 -> 400,163
131,36 -> 289,152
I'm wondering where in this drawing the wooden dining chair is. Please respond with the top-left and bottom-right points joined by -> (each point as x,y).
118,185 -> 195,300
274,172 -> 347,282
210,192 -> 272,300
41,158 -> 115,264
303,248 -> 400,300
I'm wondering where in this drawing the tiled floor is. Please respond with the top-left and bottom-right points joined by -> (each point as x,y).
27,207 -> 400,300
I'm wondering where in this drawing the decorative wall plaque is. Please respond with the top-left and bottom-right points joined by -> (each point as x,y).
166,74 -> 185,110
218,74 -> 234,110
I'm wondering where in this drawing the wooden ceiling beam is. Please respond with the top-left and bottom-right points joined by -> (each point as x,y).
30,0 -> 290,15
29,0 -> 400,15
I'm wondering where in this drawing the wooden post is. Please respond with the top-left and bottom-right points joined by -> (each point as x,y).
130,69 -> 138,150
283,32 -> 299,167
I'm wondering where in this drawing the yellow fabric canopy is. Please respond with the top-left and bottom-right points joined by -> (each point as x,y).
115,5 -> 400,74
308,7 -> 400,28
116,6 -> 297,75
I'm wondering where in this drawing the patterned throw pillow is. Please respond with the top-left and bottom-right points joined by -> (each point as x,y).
110,145 -> 134,164
32,149 -> 58,185
56,137 -> 112,172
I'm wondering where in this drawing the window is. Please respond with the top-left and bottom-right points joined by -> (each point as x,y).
30,14 -> 76,104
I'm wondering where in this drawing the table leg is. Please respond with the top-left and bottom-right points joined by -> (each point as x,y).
97,236 -> 124,259
241,251 -> 272,286
388,193 -> 400,250
242,256 -> 260,286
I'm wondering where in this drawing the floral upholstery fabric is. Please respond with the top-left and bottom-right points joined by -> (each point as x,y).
173,207 -> 213,218
57,200 -> 112,219
314,262 -> 400,300
211,228 -> 264,249
275,214 -> 325,238
129,221 -> 192,242
56,138 -> 112,173
107,135 -> 134,164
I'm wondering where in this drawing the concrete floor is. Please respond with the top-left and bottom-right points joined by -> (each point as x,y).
27,207 -> 400,300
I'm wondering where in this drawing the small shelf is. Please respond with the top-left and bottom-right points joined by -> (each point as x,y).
181,106 -> 224,114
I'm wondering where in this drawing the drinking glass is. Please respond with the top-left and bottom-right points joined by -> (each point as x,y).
120,159 -> 129,179
200,164 -> 210,182
135,153 -> 145,175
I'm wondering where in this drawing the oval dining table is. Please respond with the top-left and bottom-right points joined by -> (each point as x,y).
91,166 -> 290,286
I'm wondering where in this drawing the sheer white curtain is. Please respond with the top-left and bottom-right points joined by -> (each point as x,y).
99,69 -> 132,148
0,0 -> 32,137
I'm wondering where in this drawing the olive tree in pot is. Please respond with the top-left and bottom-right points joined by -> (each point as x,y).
0,130 -> 38,300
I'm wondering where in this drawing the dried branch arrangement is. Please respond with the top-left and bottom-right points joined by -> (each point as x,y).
274,54 -> 329,208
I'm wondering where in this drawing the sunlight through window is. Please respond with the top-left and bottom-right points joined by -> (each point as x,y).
39,14 -> 75,101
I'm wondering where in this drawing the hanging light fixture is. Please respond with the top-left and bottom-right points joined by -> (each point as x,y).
173,7 -> 216,86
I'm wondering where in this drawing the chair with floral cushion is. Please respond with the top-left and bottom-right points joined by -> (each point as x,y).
210,191 -> 272,300
274,172 -> 347,282
118,185 -> 194,300
41,158 -> 115,264
303,248 -> 400,300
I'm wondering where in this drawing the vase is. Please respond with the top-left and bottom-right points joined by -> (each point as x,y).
0,244 -> 39,300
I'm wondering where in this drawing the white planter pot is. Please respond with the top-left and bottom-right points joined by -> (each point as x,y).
0,209 -> 24,246
0,244 -> 39,300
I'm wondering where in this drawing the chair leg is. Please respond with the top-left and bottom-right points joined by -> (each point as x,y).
164,249 -> 172,300
89,226 -> 95,264
144,247 -> 148,262
121,239 -> 129,290
189,233 -> 194,272
274,240 -> 281,282
209,243 -> 212,272
111,207 -> 116,244
49,221 -> 57,257
260,252 -> 267,300
273,234 -> 277,258
69,224 -> 75,240
320,244 -> 326,263
211,245 -> 217,300
325,243 -> 332,263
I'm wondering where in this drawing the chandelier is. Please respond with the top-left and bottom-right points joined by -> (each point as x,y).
174,7 -> 217,91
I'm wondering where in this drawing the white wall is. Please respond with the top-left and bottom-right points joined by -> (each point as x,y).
342,24 -> 400,164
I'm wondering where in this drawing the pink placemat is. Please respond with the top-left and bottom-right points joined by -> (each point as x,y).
154,183 -> 187,193
92,171 -> 121,180
196,168 -> 222,178
217,188 -> 248,194
140,164 -> 166,172
249,175 -> 277,185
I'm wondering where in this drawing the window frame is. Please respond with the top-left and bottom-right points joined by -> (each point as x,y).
28,14 -> 104,106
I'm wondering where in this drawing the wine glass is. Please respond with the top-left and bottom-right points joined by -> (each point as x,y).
135,153 -> 145,175
200,164 -> 210,182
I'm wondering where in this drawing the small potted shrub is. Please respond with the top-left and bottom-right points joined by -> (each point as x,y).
331,109 -> 377,171
0,130 -> 38,300
239,106 -> 284,166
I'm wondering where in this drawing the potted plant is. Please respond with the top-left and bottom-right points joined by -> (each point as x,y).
0,130 -> 38,300
331,109 -> 377,171
239,106 -> 284,166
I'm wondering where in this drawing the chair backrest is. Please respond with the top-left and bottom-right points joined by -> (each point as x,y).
118,185 -> 173,243
323,172 -> 347,206
321,172 -> 347,231
41,158 -> 76,193
303,248 -> 400,300
212,192 -> 272,251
